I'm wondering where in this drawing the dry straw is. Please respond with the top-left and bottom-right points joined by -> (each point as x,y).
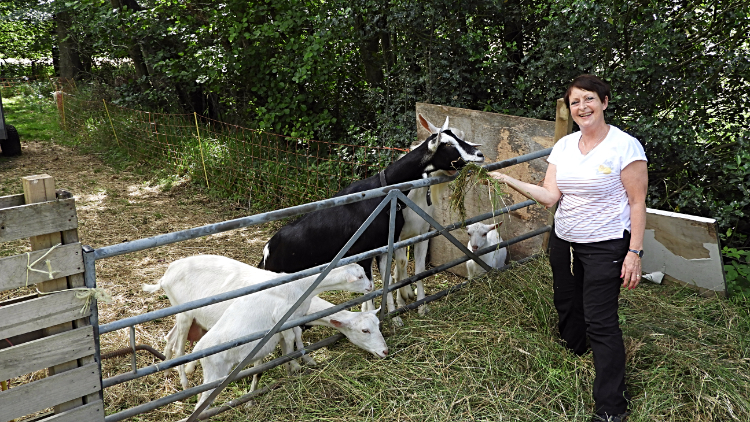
448,163 -> 510,225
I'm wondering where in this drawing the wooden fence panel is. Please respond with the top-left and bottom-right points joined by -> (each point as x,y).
0,198 -> 78,243
0,291 -> 90,340
37,400 -> 105,422
0,243 -> 84,292
0,326 -> 95,381
0,363 -> 100,422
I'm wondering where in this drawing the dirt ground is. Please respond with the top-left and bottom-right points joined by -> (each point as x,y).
0,140 -> 457,420
0,140 -> 289,417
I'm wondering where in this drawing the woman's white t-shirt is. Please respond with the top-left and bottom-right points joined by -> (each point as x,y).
547,125 -> 647,243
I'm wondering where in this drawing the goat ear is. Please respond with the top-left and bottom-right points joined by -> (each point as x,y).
370,307 -> 382,315
418,114 -> 439,133
427,132 -> 441,153
440,116 -> 450,132
330,319 -> 346,328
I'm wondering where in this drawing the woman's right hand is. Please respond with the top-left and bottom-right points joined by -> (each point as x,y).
488,167 -> 561,208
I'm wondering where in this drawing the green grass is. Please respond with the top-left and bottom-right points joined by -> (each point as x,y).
1,85 -> 62,143
204,257 -> 750,422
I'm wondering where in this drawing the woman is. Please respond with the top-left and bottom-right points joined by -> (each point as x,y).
489,74 -> 647,422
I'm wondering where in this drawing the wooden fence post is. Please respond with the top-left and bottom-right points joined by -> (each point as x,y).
541,99 -> 574,253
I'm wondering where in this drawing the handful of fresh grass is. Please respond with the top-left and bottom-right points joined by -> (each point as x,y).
448,163 -> 509,225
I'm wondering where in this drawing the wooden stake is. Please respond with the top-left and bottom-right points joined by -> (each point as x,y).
194,112 -> 211,189
103,100 -> 121,147
61,90 -> 66,130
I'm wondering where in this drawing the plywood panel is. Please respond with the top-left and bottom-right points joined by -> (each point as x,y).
642,208 -> 726,295
0,290 -> 91,340
0,363 -> 100,422
0,243 -> 84,293
419,102 -> 558,276
36,400 -> 105,422
0,198 -> 78,243
0,326 -> 95,380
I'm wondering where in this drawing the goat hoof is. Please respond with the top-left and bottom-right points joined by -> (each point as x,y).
302,356 -> 318,367
391,316 -> 404,327
418,304 -> 429,315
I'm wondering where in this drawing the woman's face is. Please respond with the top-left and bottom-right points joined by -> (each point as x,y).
568,87 -> 608,131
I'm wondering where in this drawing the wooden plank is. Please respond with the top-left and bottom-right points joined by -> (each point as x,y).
0,243 -> 84,293
0,326 -> 95,380
0,290 -> 91,340
0,193 -> 24,210
36,400 -> 105,422
0,363 -> 100,422
0,198 -> 78,244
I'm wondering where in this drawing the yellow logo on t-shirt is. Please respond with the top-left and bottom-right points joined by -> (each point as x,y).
598,164 -> 612,174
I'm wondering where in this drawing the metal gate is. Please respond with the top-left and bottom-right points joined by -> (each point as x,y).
80,147 -> 552,421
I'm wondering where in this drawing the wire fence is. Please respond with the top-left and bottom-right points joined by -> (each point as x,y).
0,75 -> 50,89
48,83 -> 408,211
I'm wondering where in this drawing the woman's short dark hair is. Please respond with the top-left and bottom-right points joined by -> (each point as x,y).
564,74 -> 611,108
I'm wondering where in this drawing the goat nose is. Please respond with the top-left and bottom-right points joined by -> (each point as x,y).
383,349 -> 389,356
477,152 -> 484,157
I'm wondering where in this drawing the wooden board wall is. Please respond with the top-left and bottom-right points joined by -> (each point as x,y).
0,175 -> 103,421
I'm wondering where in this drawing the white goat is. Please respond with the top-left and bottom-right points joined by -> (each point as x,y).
304,296 -> 388,359
190,260 -> 373,410
466,222 -> 507,279
389,177 -> 450,316
142,255 -> 374,390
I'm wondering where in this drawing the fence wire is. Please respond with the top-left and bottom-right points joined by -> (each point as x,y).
49,86 -> 407,211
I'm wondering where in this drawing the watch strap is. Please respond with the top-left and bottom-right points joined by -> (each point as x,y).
628,248 -> 643,258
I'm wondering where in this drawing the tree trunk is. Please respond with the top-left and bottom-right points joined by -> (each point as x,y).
110,0 -> 150,79
354,13 -> 385,87
54,10 -> 84,80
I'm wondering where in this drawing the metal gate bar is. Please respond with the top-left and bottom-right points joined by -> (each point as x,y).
184,254 -> 546,422
102,224 -> 550,390
91,147 -> 553,421
97,198 -> 538,337
186,190 -> 402,421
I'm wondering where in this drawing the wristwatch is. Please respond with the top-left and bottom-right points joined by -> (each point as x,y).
628,248 -> 644,258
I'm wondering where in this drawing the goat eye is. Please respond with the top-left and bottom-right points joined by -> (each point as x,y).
362,329 -> 370,333
482,233 -> 487,237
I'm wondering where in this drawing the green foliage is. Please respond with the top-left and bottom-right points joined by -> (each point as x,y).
5,0 -> 750,247
723,246 -> 750,297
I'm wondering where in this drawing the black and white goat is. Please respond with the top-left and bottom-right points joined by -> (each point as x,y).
260,115 -> 484,326
377,122 -> 466,316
